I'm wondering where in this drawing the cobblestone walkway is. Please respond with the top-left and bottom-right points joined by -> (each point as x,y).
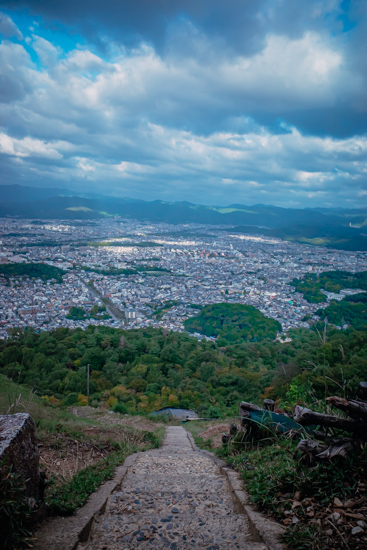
78,426 -> 266,549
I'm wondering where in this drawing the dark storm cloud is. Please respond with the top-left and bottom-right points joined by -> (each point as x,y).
0,2 -> 366,206
3,0 -> 367,138
0,0 -> 353,54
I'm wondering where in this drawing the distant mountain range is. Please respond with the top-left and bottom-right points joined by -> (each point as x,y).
0,185 -> 366,251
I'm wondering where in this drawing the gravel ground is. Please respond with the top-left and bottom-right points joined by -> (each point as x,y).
78,426 -> 266,549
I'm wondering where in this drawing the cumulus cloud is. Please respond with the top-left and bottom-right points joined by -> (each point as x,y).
0,3 -> 366,206
0,132 -> 66,159
0,11 -> 23,40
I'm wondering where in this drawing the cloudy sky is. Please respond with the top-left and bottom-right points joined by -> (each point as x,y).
0,0 -> 366,207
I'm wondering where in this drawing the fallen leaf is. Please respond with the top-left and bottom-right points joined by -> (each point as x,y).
344,512 -> 366,520
344,500 -> 355,508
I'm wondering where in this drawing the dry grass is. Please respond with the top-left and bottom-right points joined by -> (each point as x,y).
0,374 -> 164,489
200,423 -> 230,448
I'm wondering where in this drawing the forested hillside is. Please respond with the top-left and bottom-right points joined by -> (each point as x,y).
290,270 -> 367,303
1,325 -> 366,416
0,263 -> 66,283
184,303 -> 281,342
316,292 -> 367,330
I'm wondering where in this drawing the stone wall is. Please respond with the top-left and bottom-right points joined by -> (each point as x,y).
0,413 -> 40,503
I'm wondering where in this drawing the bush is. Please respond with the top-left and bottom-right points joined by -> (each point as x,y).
113,403 -> 128,414
63,393 -> 78,406
106,396 -> 118,409
207,405 -> 222,418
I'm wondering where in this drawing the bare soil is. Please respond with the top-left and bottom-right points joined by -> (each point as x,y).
68,406 -> 162,432
200,423 -> 230,448
38,407 -> 162,485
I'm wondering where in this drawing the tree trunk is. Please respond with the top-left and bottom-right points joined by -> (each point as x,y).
263,399 -> 275,411
240,410 -> 251,427
296,437 -> 361,464
356,382 -> 367,402
229,423 -> 238,436
294,406 -> 366,436
240,401 -> 261,412
316,438 -> 361,459
326,396 -> 367,421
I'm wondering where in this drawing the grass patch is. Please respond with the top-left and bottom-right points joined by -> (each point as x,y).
0,465 -> 34,550
46,447 -> 133,515
46,428 -> 164,515
0,375 -> 165,521
185,420 -> 367,549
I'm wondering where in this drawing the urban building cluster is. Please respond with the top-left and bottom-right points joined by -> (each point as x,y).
0,218 -> 366,339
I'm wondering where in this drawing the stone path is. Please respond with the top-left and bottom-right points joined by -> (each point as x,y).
77,426 -> 267,550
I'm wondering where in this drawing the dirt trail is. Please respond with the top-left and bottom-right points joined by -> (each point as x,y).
78,426 -> 266,549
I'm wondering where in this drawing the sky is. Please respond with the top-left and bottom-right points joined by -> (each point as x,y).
0,1 -> 366,208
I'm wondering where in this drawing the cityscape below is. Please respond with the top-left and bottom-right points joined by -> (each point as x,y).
0,217 -> 365,340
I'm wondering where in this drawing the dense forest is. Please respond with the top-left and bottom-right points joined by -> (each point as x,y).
67,305 -> 111,321
0,262 -> 66,283
316,292 -> 367,330
184,303 -> 281,343
290,270 -> 367,303
81,265 -> 171,276
1,324 -> 366,416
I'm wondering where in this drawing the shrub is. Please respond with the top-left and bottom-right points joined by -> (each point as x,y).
105,396 -> 118,409
77,393 -> 88,406
113,403 -> 128,414
0,466 -> 33,549
62,392 -> 79,406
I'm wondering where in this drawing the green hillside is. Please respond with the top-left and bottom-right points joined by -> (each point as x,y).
0,262 -> 66,283
2,321 -> 366,419
184,303 -> 281,342
290,270 -> 367,303
316,292 -> 367,329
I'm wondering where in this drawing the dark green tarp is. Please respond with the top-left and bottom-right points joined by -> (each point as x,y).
249,410 -> 314,435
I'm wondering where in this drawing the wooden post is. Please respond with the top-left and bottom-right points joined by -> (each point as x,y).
356,382 -> 367,402
294,405 -> 366,436
87,363 -> 90,407
263,399 -> 275,411
327,396 -> 367,421
240,401 -> 261,412
230,423 -> 238,436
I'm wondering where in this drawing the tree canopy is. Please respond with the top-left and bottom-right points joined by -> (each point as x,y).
290,270 -> 367,303
184,303 -> 281,342
0,323 -> 366,416
0,262 -> 66,283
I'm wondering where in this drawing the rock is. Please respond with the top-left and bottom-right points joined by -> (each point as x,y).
357,520 -> 367,528
325,529 -> 333,536
171,507 -> 180,514
0,413 -> 41,502
351,526 -> 364,536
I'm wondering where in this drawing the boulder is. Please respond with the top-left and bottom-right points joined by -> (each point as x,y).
0,413 -> 40,504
